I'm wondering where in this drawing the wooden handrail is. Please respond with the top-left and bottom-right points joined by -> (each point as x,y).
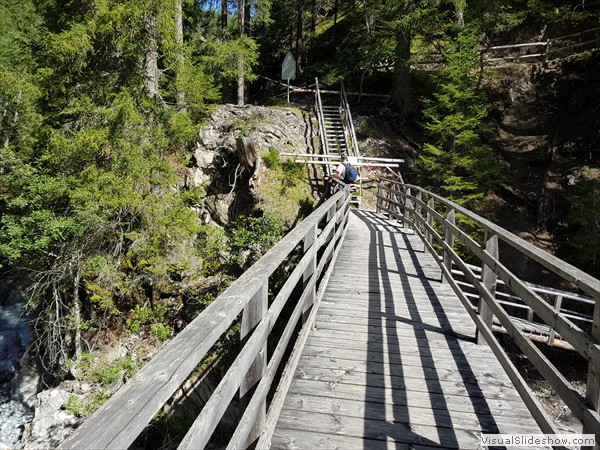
314,78 -> 329,162
376,179 -> 600,447
59,189 -> 352,450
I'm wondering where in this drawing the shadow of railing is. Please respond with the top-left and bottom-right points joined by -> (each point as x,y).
357,210 -> 503,448
375,179 -> 600,446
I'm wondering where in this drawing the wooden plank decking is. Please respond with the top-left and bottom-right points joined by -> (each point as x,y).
271,210 -> 545,449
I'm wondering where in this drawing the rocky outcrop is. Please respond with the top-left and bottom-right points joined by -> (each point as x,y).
185,104 -> 316,225
18,388 -> 79,450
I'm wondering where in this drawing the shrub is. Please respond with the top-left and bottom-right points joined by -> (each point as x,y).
262,147 -> 280,169
228,213 -> 285,267
281,160 -> 304,186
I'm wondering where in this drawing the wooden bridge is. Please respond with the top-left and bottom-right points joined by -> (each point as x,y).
270,209 -> 544,449
59,182 -> 600,450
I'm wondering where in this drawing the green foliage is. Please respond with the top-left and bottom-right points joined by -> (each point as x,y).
228,214 -> 285,267
0,0 -> 40,70
262,147 -> 281,169
418,24 -> 500,205
256,152 -> 313,224
150,323 -> 171,341
126,304 -> 169,334
64,392 -> 109,418
65,353 -> 141,417
558,173 -> 600,277
200,36 -> 260,86
281,160 -> 305,187
0,70 -> 42,157
70,353 -> 140,386
197,225 -> 228,276
233,117 -> 257,137
357,121 -> 375,138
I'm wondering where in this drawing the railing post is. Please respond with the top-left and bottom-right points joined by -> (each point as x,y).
416,191 -> 422,230
527,306 -> 534,322
302,225 -> 317,324
425,197 -> 434,246
404,187 -> 412,227
376,181 -> 381,214
546,294 -> 563,346
442,208 -> 455,283
584,298 -> 600,449
388,183 -> 400,220
477,233 -> 498,345
240,282 -> 268,446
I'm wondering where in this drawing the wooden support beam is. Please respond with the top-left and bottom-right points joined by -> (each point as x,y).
584,297 -> 600,449
442,208 -> 455,284
239,282 -> 268,446
477,233 -> 498,345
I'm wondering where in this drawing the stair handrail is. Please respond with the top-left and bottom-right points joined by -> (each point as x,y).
59,189 -> 352,450
339,80 -> 360,160
376,178 -> 600,443
314,78 -> 329,161
339,80 -> 364,205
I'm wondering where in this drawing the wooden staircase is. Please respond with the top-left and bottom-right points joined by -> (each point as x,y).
320,105 -> 347,157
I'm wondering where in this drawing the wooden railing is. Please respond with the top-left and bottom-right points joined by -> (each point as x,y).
339,80 -> 360,160
376,179 -> 600,447
451,264 -> 595,348
339,80 -> 363,205
413,27 -> 600,66
314,78 -> 329,162
484,27 -> 600,63
59,189 -> 351,450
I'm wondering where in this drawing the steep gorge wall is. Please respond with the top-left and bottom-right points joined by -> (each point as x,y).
485,50 -> 600,276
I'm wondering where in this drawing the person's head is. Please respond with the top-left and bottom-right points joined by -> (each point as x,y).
340,151 -> 348,161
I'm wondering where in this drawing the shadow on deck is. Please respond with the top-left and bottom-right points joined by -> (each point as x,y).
272,210 -> 545,449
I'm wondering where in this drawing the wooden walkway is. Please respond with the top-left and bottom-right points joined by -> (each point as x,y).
271,210 -> 545,449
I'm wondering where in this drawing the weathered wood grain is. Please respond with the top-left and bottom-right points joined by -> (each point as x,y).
271,429 -> 442,450
280,393 -> 542,434
271,210 -> 543,448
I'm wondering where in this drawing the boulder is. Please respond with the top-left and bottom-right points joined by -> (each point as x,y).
19,388 -> 80,450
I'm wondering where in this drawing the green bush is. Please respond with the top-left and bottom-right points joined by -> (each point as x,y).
262,147 -> 280,169
228,213 -> 285,267
281,160 -> 304,186
151,323 -> 171,341
126,304 -> 169,334
64,392 -> 109,417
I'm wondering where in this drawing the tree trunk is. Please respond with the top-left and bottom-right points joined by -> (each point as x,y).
72,267 -> 82,362
175,0 -> 186,112
237,0 -> 245,106
221,0 -> 228,38
0,102 -> 8,148
455,0 -> 465,27
390,28 -> 412,117
311,0 -> 316,34
333,0 -> 339,26
244,0 -> 251,35
295,0 -> 306,79
144,14 -> 159,98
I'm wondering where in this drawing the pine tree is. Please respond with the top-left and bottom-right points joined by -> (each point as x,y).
0,0 -> 219,374
418,23 -> 500,204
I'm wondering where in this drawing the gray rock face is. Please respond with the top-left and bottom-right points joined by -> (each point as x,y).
186,104 -> 315,225
18,388 -> 79,450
